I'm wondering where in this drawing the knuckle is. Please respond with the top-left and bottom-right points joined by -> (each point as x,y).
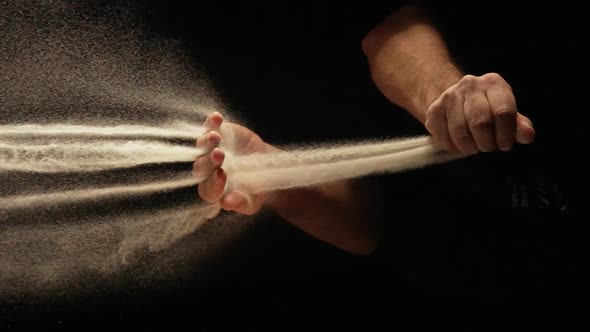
196,158 -> 209,172
456,75 -> 478,93
463,74 -> 477,82
197,185 -> 209,201
441,90 -> 458,103
452,123 -> 470,140
460,74 -> 477,87
482,72 -> 503,83
469,117 -> 493,131
192,160 -> 199,173
198,185 -> 217,203
425,105 -> 444,126
424,119 -> 433,132
196,136 -> 207,147
493,106 -> 516,118
427,101 -> 443,116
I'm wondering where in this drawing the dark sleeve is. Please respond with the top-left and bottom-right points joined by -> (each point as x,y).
366,161 -> 492,298
367,170 -> 439,264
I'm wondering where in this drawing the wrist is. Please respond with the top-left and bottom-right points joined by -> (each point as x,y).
417,69 -> 463,123
265,183 -> 319,209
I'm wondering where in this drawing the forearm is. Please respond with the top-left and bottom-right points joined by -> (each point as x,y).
362,3 -> 463,123
264,168 -> 381,255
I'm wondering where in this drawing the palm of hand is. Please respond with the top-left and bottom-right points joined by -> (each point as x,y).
194,113 -> 270,215
219,122 -> 268,157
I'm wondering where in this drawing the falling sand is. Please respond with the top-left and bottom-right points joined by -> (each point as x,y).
0,203 -> 222,296
0,0 -> 462,298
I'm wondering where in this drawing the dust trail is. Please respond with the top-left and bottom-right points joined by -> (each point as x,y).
226,138 -> 459,193
0,136 -> 458,209
0,178 -> 200,210
0,124 -> 205,140
0,0 -> 236,299
222,135 -> 434,171
0,203 -> 222,295
0,140 -> 203,173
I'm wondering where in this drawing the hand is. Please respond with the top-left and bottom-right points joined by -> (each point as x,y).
194,112 -> 270,215
425,73 -> 535,154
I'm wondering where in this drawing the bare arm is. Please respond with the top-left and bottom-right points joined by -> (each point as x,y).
362,4 -> 462,123
362,3 -> 535,153
195,113 -> 381,256
265,178 -> 381,255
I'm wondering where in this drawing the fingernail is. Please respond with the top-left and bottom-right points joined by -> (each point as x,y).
499,145 -> 512,152
209,134 -> 220,146
211,149 -> 224,165
524,122 -> 534,134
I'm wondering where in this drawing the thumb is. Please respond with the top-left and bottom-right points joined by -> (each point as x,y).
516,113 -> 535,144
220,190 -> 265,216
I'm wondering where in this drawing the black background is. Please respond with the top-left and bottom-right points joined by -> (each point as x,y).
2,1 -> 588,330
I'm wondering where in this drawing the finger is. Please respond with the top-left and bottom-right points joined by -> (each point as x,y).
196,131 -> 221,150
220,190 -> 265,215
220,191 -> 248,212
445,92 -> 477,154
193,148 -> 224,179
464,92 -> 496,152
204,112 -> 224,131
516,113 -> 535,144
198,168 -> 227,203
425,99 -> 456,152
486,84 -> 517,151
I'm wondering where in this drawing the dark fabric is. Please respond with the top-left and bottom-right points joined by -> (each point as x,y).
370,144 -> 583,305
